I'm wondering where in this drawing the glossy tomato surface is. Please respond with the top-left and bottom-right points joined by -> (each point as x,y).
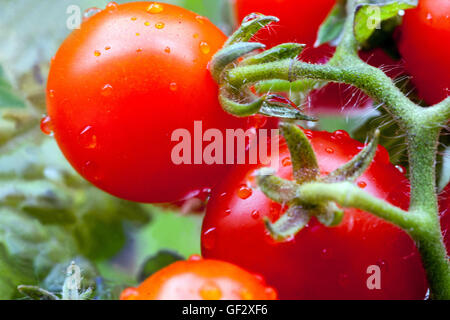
46,2 -> 251,203
232,0 -> 336,48
120,257 -> 277,300
398,0 -> 450,104
202,128 -> 428,300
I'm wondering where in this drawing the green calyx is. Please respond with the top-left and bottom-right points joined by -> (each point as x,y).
209,13 -> 314,121
257,122 -> 380,241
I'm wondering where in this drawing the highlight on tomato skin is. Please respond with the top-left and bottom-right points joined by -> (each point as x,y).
201,128 -> 430,300
46,1 -> 256,204
120,257 -> 278,300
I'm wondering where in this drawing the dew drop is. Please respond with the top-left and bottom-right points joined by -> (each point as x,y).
79,126 -> 97,149
101,84 -> 113,97
106,2 -> 118,10
325,147 -> 334,154
395,165 -> 405,174
195,16 -> 207,24
321,248 -> 332,260
199,41 -> 210,54
169,82 -> 178,91
155,22 -> 165,29
333,130 -> 349,140
251,210 -> 260,219
136,48 -> 143,53
164,46 -> 171,53
131,17 -> 137,21
83,7 -> 101,21
202,227 -> 216,250
237,185 -> 252,199
199,282 -> 222,300
144,21 -> 150,26
105,46 -> 111,50
193,33 -> 199,39
94,50 -> 101,57
243,13 -> 262,23
224,209 -> 231,215
147,2 -> 163,14
40,116 -> 53,136
188,254 -> 202,261
48,89 -> 55,98
357,181 -> 367,189
135,32 -> 140,36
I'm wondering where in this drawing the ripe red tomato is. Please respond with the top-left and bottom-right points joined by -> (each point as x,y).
120,256 -> 277,300
398,0 -> 450,104
232,0 -> 336,48
202,128 -> 428,299
46,2 -> 252,203
439,184 -> 450,252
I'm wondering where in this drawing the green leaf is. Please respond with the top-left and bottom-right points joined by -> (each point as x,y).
138,250 -> 184,282
354,0 -> 417,44
0,65 -> 26,109
316,0 -> 347,47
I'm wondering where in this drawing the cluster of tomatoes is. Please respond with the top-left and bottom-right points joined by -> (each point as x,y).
45,1 -> 449,300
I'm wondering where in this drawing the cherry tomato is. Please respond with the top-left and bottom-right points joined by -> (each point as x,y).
46,2 -> 254,203
439,184 -> 450,252
202,128 -> 428,299
120,257 -> 277,300
398,0 -> 450,104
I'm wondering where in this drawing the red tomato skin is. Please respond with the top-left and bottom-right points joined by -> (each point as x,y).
120,258 -> 277,300
202,129 -> 428,300
47,2 -> 250,203
398,0 -> 450,104
233,0 -> 336,48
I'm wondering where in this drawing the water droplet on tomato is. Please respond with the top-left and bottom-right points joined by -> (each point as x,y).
202,227 -> 216,250
224,209 -> 231,215
136,48 -> 143,53
155,22 -> 165,29
79,126 -> 97,149
325,147 -> 334,154
135,32 -> 140,36
195,16 -> 207,24
199,42 -> 210,55
105,46 -> 111,51
321,248 -> 332,260
282,157 -> 291,167
333,130 -> 349,140
188,254 -> 202,261
237,185 -> 252,199
94,50 -> 101,57
144,21 -> 150,26
83,7 -> 101,21
147,2 -> 163,14
40,116 -> 53,136
193,33 -> 199,39
251,210 -> 260,219
101,84 -> 113,97
357,181 -> 367,189
164,46 -> 171,53
131,17 -> 137,21
106,2 -> 118,11
169,82 -> 178,91
48,89 -> 55,98
199,282 -> 222,300
395,165 -> 405,174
